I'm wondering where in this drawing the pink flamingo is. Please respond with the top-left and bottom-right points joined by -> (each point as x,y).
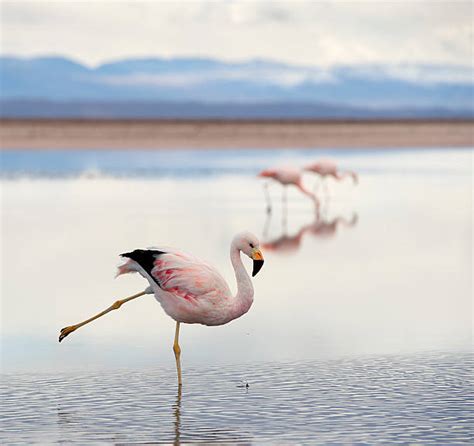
304,160 -> 358,194
59,231 -> 264,387
258,166 -> 319,212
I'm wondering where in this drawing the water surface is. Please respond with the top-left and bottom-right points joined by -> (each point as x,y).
1,147 -> 472,443
1,352 -> 472,444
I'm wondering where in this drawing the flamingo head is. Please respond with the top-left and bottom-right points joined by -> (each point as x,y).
351,172 -> 359,185
258,169 -> 277,179
303,163 -> 322,174
233,231 -> 265,276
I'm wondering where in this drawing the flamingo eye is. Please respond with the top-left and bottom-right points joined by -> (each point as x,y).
249,243 -> 254,248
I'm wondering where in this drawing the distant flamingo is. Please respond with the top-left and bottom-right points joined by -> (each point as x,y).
258,166 -> 319,213
59,232 -> 264,387
304,160 -> 358,194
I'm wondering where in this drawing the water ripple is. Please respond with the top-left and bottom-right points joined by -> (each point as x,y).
1,351 -> 472,444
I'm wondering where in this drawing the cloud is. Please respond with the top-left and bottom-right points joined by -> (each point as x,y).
227,2 -> 294,24
91,63 -> 472,91
0,0 -> 471,67
98,66 -> 336,88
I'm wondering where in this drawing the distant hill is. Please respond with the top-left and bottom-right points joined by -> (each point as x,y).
0,56 -> 472,118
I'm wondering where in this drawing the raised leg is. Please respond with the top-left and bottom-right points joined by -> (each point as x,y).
59,290 -> 148,342
173,321 -> 182,387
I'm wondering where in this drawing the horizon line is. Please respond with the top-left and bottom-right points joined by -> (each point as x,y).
1,53 -> 472,70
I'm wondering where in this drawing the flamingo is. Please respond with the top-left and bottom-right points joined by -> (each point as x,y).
58,231 -> 264,387
258,166 -> 319,213
304,159 -> 358,195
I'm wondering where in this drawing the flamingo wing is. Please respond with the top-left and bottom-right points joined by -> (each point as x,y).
120,248 -> 231,302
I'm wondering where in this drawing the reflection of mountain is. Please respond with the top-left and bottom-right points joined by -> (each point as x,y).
1,56 -> 472,118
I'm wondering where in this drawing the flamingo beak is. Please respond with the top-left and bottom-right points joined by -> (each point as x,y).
251,248 -> 264,276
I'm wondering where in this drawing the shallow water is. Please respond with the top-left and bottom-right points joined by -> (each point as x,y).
1,147 -> 472,443
1,352 -> 473,444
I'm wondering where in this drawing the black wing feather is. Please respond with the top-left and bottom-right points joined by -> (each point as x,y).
120,249 -> 166,287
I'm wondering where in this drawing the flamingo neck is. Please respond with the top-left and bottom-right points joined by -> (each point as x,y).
296,181 -> 320,207
337,171 -> 358,184
349,171 -> 358,184
230,243 -> 254,318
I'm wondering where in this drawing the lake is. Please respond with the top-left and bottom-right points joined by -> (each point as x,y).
1,147 -> 472,444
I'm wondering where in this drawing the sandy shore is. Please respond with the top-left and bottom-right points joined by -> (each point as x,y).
1,119 -> 472,149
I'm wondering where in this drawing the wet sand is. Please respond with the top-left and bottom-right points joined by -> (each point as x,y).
1,119 -> 472,149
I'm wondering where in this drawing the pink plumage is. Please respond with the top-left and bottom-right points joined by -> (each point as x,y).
258,166 -> 319,209
59,231 -> 265,386
304,159 -> 358,184
117,232 -> 264,326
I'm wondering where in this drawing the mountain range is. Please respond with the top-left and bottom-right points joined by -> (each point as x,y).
0,56 -> 472,118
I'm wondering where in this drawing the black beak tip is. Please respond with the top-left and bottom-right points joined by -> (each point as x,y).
252,259 -> 264,277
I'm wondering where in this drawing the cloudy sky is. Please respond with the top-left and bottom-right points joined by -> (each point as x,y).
1,0 -> 472,67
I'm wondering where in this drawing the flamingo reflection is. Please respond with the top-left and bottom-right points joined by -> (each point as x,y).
303,212 -> 358,240
262,201 -> 358,254
262,226 -> 307,255
173,387 -> 182,445
261,201 -> 306,254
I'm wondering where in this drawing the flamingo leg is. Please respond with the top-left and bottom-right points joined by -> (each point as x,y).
313,178 -> 320,195
58,290 -> 148,342
263,182 -> 272,214
173,322 -> 183,387
282,186 -> 288,231
262,206 -> 272,240
323,178 -> 329,197
282,185 -> 287,208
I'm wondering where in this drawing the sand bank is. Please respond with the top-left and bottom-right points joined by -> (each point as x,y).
1,119 -> 472,149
